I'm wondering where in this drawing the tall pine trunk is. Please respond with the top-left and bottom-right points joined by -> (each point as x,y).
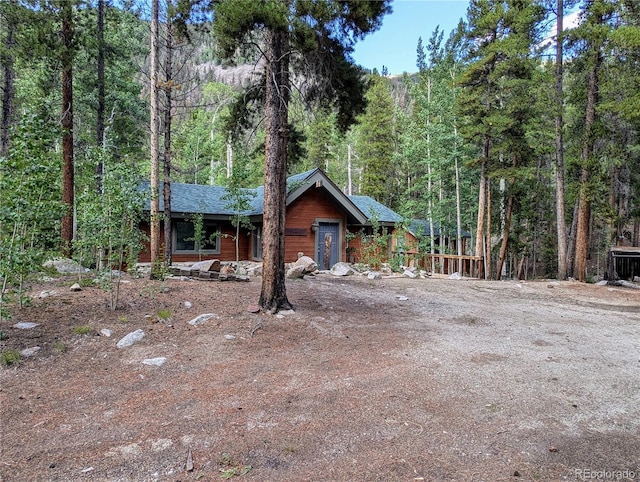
149,0 -> 161,278
96,0 -> 105,188
61,1 -> 74,257
485,178 -> 492,280
163,19 -> 174,266
475,159 -> 487,279
574,25 -> 601,282
554,0 -> 568,280
259,27 -> 292,312
1,0 -> 17,158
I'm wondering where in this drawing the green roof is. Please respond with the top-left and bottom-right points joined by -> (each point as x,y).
349,195 -> 403,224
141,181 -> 261,216
142,169 -> 402,226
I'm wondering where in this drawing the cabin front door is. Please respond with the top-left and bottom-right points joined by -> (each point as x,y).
317,222 -> 339,270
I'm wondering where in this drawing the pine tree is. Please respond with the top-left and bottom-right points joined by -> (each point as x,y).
359,73 -> 397,207
459,0 -> 543,279
212,0 -> 390,313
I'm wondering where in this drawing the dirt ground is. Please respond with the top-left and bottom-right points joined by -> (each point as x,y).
1,270 -> 639,482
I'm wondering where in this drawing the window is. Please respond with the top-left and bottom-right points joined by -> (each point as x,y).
174,220 -> 219,254
251,225 -> 262,260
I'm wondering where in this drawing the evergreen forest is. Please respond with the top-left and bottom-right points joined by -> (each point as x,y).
1,0 -> 639,302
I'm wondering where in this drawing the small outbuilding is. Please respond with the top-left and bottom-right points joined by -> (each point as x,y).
607,246 -> 640,281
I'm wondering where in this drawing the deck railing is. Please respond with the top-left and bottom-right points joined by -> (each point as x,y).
403,253 -> 483,278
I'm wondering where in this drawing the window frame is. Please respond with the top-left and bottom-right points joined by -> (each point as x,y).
173,219 -> 221,255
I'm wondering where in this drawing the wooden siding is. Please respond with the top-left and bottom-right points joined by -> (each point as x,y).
139,186 -> 353,265
284,188 -> 346,263
138,220 -> 250,264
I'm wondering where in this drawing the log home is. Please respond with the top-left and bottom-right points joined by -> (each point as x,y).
139,168 -> 402,268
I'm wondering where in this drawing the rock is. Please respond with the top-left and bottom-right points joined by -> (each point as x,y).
278,309 -> 296,316
220,264 -> 235,275
20,346 -> 41,357
403,269 -> 417,279
38,290 -> 56,299
617,280 -> 640,290
116,329 -> 145,348
396,295 -> 409,301
247,304 -> 261,313
595,280 -> 608,286
634,276 -> 640,283
448,272 -> 462,280
190,259 -> 220,272
367,272 -> 382,280
13,322 -> 38,329
224,334 -> 236,340
294,256 -> 318,273
286,265 -> 306,279
246,264 -> 263,277
69,283 -> 82,292
184,301 -> 192,309
187,313 -> 216,326
186,448 -> 194,472
381,266 -> 393,275
100,329 -> 113,337
43,258 -> 88,274
142,357 -> 167,366
330,262 -> 354,276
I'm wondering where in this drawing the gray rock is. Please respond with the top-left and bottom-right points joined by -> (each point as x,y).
403,269 -> 418,279
367,272 -> 382,280
38,290 -> 56,299
448,272 -> 463,280
13,322 -> 38,329
596,280 -> 608,286
396,295 -> 409,301
190,259 -> 220,272
20,346 -> 41,357
100,328 -> 113,337
187,313 -> 216,326
294,256 -> 318,273
116,329 -> 145,348
286,265 -> 306,279
142,357 -> 167,366
43,258 -> 88,274
330,262 -> 354,276
184,301 -> 192,309
70,283 -> 82,292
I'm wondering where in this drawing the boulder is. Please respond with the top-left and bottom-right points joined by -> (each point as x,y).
191,259 -> 220,272
287,265 -> 307,279
294,256 -> 318,273
116,329 -> 145,348
43,258 -> 88,274
330,262 -> 354,277
403,269 -> 418,279
448,272 -> 462,280
245,263 -> 263,277
220,264 -> 235,275
367,272 -> 382,280
187,313 -> 216,326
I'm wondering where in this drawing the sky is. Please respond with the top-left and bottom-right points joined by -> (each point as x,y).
351,0 -> 471,76
351,0 -> 583,76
